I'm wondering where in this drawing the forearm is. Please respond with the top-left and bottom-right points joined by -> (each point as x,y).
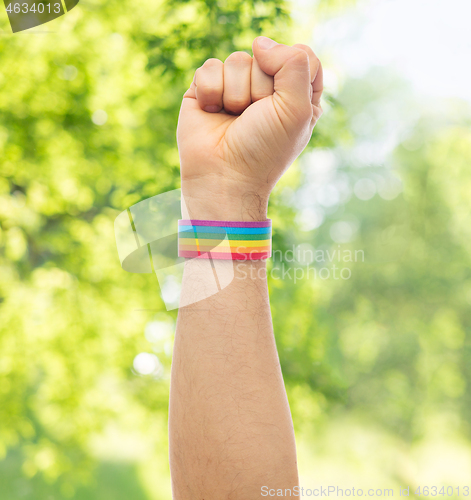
169,35 -> 322,498
169,257 -> 298,498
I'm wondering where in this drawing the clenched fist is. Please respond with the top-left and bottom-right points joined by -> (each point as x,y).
177,36 -> 323,221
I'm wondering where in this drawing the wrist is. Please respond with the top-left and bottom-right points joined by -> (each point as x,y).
181,182 -> 270,222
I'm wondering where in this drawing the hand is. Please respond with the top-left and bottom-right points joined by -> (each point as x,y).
177,36 -> 323,221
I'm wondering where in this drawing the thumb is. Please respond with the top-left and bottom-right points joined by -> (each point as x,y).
252,36 -> 312,122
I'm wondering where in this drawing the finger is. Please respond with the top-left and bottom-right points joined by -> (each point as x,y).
183,80 -> 197,99
311,58 -> 323,108
252,36 -> 312,123
292,43 -> 323,107
251,55 -> 274,102
223,51 -> 253,115
194,58 -> 224,112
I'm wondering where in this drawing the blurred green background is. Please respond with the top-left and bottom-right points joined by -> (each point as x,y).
1,0 -> 471,498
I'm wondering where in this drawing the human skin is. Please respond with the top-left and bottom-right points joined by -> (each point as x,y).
169,36 -> 323,499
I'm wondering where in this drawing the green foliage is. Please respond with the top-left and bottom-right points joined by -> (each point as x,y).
1,0 -> 471,497
270,69 -> 471,450
0,0 -> 298,497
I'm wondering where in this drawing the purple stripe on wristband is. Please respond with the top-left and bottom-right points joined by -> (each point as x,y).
179,219 -> 271,228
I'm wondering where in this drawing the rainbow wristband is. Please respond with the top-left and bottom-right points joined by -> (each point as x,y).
178,219 -> 272,260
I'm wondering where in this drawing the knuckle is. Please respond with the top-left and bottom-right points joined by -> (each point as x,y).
293,43 -> 310,52
199,85 -> 222,98
298,105 -> 314,124
289,48 -> 309,65
225,96 -> 250,110
286,47 -> 309,67
294,43 -> 316,60
203,57 -> 222,68
225,51 -> 252,64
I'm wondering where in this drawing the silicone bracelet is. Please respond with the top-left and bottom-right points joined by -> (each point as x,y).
178,219 -> 272,260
